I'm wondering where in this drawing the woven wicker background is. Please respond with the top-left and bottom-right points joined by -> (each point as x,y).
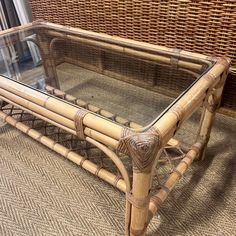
29,0 -> 236,111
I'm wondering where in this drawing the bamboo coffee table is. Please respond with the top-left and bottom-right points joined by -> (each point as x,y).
0,21 -> 230,236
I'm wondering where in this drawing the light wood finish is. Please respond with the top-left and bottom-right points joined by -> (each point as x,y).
86,137 -> 132,236
196,71 -> 229,160
129,149 -> 163,236
148,142 -> 202,222
130,172 -> 152,236
0,109 -> 126,192
46,85 -> 191,152
46,30 -> 204,72
0,22 -> 230,236
154,58 -> 230,146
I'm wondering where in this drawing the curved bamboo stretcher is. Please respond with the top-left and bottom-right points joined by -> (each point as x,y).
0,21 -> 230,236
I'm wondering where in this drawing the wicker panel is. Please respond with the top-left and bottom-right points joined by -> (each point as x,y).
65,41 -> 102,67
29,0 -> 236,111
30,1 -> 236,64
104,52 -> 156,85
221,73 -> 236,110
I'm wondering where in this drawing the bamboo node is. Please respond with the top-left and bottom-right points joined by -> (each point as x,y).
159,185 -> 170,194
36,133 -> 43,141
204,89 -> 219,113
26,126 -> 31,134
191,143 -> 202,154
130,223 -> 148,236
205,72 -> 217,82
173,169 -> 183,178
113,175 -> 122,187
150,195 -> 163,209
180,160 -> 189,168
65,149 -> 71,158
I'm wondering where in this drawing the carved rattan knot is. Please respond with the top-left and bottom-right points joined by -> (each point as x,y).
117,127 -> 162,172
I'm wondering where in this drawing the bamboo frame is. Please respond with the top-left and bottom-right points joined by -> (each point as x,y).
148,142 -> 203,222
0,109 -> 126,192
0,22 -> 230,236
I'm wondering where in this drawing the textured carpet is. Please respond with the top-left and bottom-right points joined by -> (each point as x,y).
0,64 -> 236,235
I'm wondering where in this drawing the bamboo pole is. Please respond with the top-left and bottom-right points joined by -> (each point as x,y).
46,30 -> 204,72
47,85 -> 192,153
36,33 -> 60,88
0,22 -> 33,37
60,37 -> 202,76
0,109 -> 126,192
130,172 -> 152,236
129,149 -> 163,236
196,70 -> 229,160
86,137 -> 130,192
148,142 -> 203,223
196,107 -> 215,160
0,88 -> 76,130
0,95 -> 119,149
84,127 -> 119,149
85,137 -> 132,236
83,113 -> 123,140
0,75 -> 124,141
0,95 -> 77,135
35,21 -> 213,66
154,58 -> 230,145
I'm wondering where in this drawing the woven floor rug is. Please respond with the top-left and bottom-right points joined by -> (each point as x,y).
0,64 -> 236,236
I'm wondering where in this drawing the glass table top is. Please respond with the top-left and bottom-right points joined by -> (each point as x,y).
0,23 -> 214,127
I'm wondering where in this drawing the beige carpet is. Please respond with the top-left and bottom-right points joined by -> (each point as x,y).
0,64 -> 236,235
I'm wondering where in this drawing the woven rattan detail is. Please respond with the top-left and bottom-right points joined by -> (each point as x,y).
126,191 -> 151,209
0,102 -> 130,189
117,127 -> 161,173
30,1 -> 236,66
74,109 -> 89,139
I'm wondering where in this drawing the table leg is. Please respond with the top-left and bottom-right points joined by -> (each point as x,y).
128,149 -> 163,236
196,71 -> 228,160
36,32 -> 60,88
117,128 -> 162,236
129,171 -> 152,236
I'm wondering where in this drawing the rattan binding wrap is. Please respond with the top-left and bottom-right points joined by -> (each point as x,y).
29,0 -> 236,112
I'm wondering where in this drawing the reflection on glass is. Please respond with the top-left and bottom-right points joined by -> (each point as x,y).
0,33 -> 45,90
0,26 -> 212,127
